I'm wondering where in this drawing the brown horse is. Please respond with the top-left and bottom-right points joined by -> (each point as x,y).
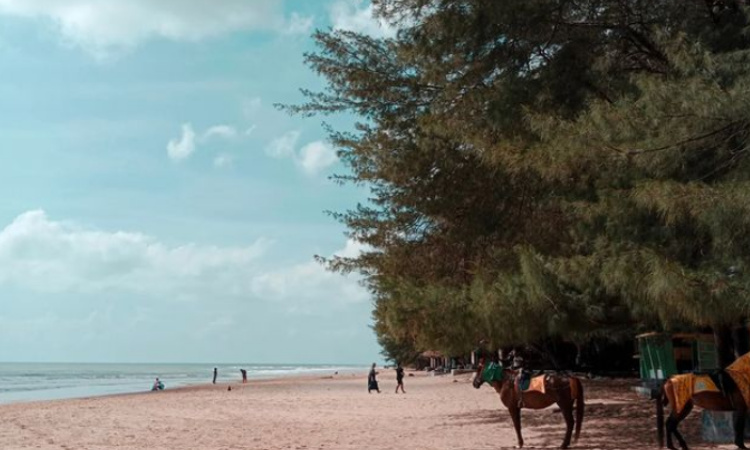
473,359 -> 585,448
656,374 -> 747,450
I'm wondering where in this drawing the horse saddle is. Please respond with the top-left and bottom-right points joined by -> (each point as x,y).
669,373 -> 721,414
515,371 -> 546,394
726,353 -> 750,408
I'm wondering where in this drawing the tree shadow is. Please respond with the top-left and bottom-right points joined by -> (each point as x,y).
449,378 -> 720,449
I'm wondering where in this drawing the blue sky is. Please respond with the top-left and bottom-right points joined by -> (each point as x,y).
0,0 -> 393,364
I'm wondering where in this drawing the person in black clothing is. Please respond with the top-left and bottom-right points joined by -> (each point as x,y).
213,367 -> 218,384
395,363 -> 405,394
240,368 -> 247,383
368,363 -> 380,393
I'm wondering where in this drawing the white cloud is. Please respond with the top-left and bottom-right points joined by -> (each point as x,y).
0,211 -> 367,309
167,123 -> 242,163
283,12 -> 314,35
213,153 -> 234,168
330,0 -> 396,38
251,239 -> 369,310
0,0 -> 306,57
265,130 -> 300,159
265,132 -> 339,175
334,239 -> 371,259
299,141 -> 338,175
0,210 -> 268,297
251,261 -> 367,310
201,125 -> 237,142
166,123 -> 196,162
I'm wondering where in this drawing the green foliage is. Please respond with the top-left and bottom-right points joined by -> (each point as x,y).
291,0 -> 750,360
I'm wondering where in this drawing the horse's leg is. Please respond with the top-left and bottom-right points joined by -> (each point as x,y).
665,410 -> 677,450
665,404 -> 689,450
734,404 -> 747,449
560,400 -> 575,449
657,392 -> 666,448
670,401 -> 693,450
573,377 -> 584,443
509,405 -> 524,448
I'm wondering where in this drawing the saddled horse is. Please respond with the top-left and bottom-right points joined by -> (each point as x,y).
472,358 -> 585,448
656,370 -> 748,450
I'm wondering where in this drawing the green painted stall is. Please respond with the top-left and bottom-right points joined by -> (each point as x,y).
634,332 -> 718,397
636,330 -> 750,444
637,333 -> 677,380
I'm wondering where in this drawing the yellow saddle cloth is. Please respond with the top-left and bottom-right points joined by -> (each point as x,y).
726,353 -> 750,408
671,374 -> 719,414
524,375 -> 546,394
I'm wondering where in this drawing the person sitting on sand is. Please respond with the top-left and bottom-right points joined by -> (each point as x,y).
368,363 -> 380,393
152,377 -> 164,391
395,363 -> 405,394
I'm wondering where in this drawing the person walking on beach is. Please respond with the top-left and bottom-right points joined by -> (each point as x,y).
213,367 -> 218,384
368,363 -> 380,393
240,369 -> 247,383
395,363 -> 405,394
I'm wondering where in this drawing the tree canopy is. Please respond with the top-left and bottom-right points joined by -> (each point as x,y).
290,0 -> 750,366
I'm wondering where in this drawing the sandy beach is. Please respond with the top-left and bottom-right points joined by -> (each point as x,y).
0,370 -> 739,450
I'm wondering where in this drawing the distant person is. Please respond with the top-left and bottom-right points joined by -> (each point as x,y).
395,363 -> 405,394
368,363 -> 380,393
240,369 -> 247,384
152,377 -> 164,391
213,367 -> 218,384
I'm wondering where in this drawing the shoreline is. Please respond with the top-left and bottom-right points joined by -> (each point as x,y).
0,369 -> 367,408
0,372 -> 367,410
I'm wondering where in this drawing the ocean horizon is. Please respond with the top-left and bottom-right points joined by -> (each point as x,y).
0,362 -> 364,405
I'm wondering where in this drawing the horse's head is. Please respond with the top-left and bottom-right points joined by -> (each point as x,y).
473,358 -> 505,389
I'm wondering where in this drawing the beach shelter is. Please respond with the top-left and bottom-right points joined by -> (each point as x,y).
635,332 -> 717,397
419,350 -> 445,370
636,330 -> 750,443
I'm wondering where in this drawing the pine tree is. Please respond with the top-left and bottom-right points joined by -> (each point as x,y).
290,0 -> 750,365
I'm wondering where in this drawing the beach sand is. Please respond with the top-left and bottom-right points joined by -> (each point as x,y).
0,371 -> 736,449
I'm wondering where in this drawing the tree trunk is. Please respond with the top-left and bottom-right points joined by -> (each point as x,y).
715,324 -> 736,368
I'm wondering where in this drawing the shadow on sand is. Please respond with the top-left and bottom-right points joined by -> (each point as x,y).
447,378 -> 711,450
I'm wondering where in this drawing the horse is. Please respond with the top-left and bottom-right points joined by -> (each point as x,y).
656,373 -> 748,450
472,358 -> 585,449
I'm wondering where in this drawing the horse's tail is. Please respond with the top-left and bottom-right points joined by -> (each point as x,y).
656,384 -> 666,448
572,376 -> 584,443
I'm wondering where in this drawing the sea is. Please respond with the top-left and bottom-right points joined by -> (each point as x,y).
0,362 -> 362,405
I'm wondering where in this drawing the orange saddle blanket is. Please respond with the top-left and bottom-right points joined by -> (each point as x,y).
670,374 -> 719,414
523,375 -> 546,394
727,353 -> 750,408
669,353 -> 750,415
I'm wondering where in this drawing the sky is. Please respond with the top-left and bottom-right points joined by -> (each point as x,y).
0,0 -> 395,364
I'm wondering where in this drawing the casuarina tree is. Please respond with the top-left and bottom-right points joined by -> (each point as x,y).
289,0 -> 750,366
